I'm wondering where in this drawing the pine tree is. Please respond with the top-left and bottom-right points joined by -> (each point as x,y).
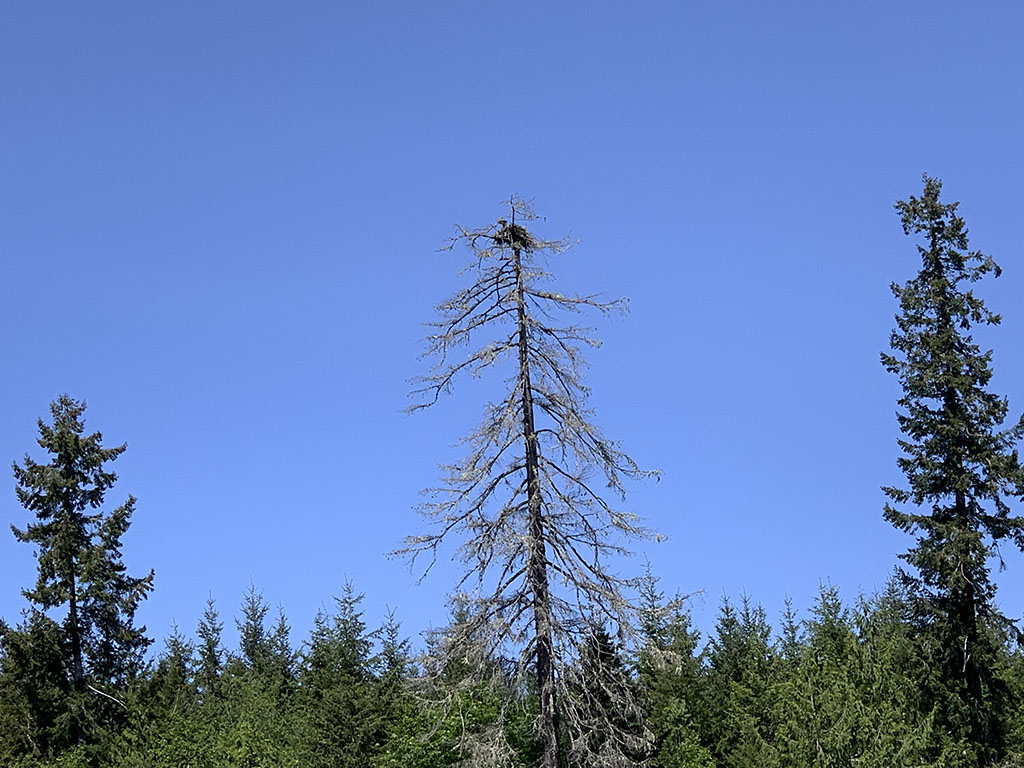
882,175 -> 1024,762
10,395 -> 154,749
401,197 -> 656,767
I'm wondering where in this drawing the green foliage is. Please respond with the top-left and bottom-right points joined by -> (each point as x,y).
375,602 -> 534,767
297,584 -> 382,768
772,584 -> 934,767
701,596 -> 779,768
0,612 -> 71,761
195,597 -> 225,702
110,591 -> 310,768
650,699 -> 713,768
637,573 -> 709,768
850,582 -> 937,765
12,397 -> 154,691
5,576 -> 1024,768
999,643 -> 1024,764
883,176 -> 1024,762
5,396 -> 153,762
562,624 -> 650,766
371,684 -> 502,768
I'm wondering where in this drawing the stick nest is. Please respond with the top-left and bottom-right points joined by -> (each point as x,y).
493,222 -> 536,251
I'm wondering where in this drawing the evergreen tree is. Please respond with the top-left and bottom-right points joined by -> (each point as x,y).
401,197 -> 656,768
10,395 -> 154,751
764,584 -> 937,768
776,599 -> 803,670
112,627 -> 216,768
377,609 -> 414,683
219,590 -> 305,766
1002,640 -> 1024,762
228,586 -> 297,704
636,572 -> 710,768
369,610 -> 422,767
882,176 -> 1024,762
299,584 -> 381,768
236,585 -> 272,676
195,596 -> 224,703
0,611 -> 70,761
850,582 -> 937,766
413,595 -> 521,767
148,624 -> 196,714
563,624 -> 650,766
702,597 -> 778,768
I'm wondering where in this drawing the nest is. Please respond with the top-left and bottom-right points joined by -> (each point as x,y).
492,221 -> 536,251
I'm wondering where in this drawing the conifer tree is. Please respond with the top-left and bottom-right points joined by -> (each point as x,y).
702,597 -> 778,768
851,583 -> 937,766
150,624 -> 196,713
565,624 -> 649,766
882,175 -> 1024,762
235,585 -> 272,676
300,584 -> 380,768
195,597 -> 225,703
10,395 -> 154,748
636,572 -> 710,768
218,591 -> 304,766
402,197 -> 656,767
0,611 -> 69,760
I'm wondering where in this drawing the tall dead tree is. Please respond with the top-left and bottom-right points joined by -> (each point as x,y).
401,197 -> 656,767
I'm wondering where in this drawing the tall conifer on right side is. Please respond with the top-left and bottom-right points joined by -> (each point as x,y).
882,175 -> 1024,763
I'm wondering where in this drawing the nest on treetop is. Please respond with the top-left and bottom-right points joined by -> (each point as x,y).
492,221 -> 536,251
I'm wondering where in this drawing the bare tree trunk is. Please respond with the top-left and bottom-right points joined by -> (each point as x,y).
67,558 -> 86,746
953,487 -> 986,748
68,577 -> 85,689
515,244 -> 560,768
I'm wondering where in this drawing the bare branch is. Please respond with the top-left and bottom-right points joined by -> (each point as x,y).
406,200 -> 659,766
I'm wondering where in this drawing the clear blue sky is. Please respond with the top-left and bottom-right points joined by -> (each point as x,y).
3,2 -> 1024,653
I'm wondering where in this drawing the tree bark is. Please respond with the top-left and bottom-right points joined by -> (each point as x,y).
66,516 -> 86,746
514,244 -> 560,768
64,499 -> 86,695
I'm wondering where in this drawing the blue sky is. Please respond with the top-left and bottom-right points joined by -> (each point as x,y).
3,2 -> 1024,653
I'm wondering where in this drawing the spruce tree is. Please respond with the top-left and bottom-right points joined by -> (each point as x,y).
299,584 -> 380,768
702,597 -> 778,768
195,596 -> 225,703
636,572 -> 710,768
10,394 -> 154,748
882,175 -> 1024,762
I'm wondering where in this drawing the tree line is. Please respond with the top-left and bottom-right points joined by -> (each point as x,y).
2,176 -> 1023,767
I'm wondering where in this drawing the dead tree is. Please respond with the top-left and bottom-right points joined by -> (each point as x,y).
400,197 -> 657,767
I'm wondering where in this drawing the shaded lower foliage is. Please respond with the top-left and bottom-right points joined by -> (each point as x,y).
3,578 -> 1024,768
